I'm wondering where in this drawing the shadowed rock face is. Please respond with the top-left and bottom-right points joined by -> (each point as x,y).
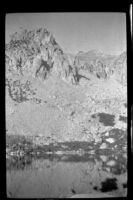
35,59 -> 53,80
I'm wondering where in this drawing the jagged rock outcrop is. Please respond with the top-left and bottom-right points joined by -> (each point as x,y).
75,50 -> 109,79
75,50 -> 127,85
6,28 -> 79,85
113,52 -> 127,86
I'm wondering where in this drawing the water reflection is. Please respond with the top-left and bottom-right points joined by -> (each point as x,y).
7,152 -> 127,198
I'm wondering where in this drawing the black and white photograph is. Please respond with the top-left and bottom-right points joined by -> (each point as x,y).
6,12 -> 127,198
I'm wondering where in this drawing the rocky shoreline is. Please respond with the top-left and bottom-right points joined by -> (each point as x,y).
6,126 -> 127,171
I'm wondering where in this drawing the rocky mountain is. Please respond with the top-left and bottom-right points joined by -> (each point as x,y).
5,27 -> 127,106
6,27 -> 127,88
75,49 -> 127,84
5,28 -> 80,86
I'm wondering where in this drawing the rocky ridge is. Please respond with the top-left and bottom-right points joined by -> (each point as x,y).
6,28 -> 127,86
75,49 -> 127,85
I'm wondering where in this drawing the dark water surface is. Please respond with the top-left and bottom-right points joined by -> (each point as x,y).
6,136 -> 127,198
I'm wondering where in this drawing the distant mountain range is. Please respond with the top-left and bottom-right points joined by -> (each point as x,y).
75,49 -> 122,67
75,49 -> 126,85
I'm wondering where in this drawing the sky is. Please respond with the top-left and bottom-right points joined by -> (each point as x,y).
6,13 -> 126,55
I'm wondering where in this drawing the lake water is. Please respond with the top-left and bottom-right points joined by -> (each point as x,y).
6,152 -> 127,198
